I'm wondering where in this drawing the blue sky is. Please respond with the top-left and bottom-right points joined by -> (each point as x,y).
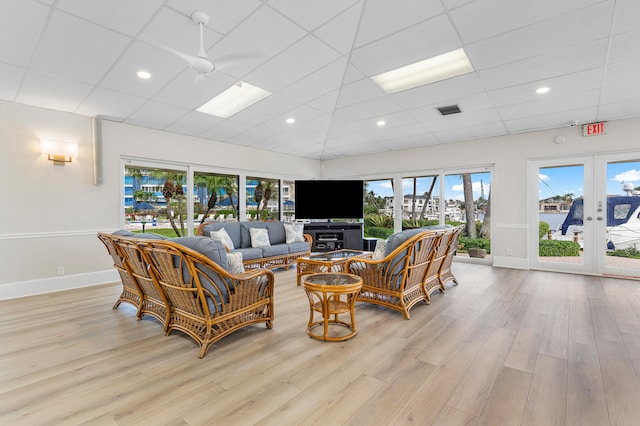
539,161 -> 640,200
366,172 -> 492,202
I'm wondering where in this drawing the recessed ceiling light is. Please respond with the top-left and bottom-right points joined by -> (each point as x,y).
536,87 -> 550,94
372,48 -> 474,94
136,71 -> 151,79
377,120 -> 386,127
286,118 -> 295,124
197,81 -> 271,118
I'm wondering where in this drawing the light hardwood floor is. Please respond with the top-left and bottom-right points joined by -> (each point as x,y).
3,264 -> 640,425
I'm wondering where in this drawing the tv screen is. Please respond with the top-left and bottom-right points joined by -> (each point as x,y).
294,180 -> 364,220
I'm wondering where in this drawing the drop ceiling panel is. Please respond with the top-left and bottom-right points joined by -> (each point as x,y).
390,73 -> 485,110
0,63 -> 24,101
153,68 -> 237,110
477,39 -> 608,90
57,0 -> 163,36
598,100 -> 640,121
466,2 -> 613,71
30,11 -> 131,84
75,87 -> 147,120
277,58 -> 347,105
199,120 -> 253,141
165,111 -> 220,136
498,88 -> 600,121
313,3 -> 363,54
0,1 -> 49,67
353,0 -> 444,47
125,101 -> 188,130
167,0 -> 263,35
379,133 -> 441,150
603,58 -> 640,87
504,106 -> 597,132
608,30 -> 640,64
100,41 -> 186,98
335,78 -> 385,109
270,0 -> 359,31
350,15 -> 461,77
612,0 -> 640,35
16,70 -> 94,112
432,121 -> 507,143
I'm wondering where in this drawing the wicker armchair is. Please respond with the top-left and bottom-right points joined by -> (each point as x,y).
114,236 -> 170,329
438,225 -> 464,288
345,230 -> 442,319
97,232 -> 143,314
422,228 -> 454,300
137,239 -> 274,358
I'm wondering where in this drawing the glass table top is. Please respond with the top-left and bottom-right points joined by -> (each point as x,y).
303,273 -> 361,286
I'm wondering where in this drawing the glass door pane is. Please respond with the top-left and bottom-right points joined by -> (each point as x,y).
534,162 -> 590,273
601,159 -> 640,278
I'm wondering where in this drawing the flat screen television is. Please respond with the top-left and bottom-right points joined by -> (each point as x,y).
294,180 -> 364,220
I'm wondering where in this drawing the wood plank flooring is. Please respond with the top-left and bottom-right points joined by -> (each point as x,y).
3,264 -> 640,425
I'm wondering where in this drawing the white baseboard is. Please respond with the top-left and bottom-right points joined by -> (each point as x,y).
492,256 -> 530,270
0,269 -> 119,300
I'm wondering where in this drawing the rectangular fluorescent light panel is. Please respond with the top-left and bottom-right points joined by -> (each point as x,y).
372,48 -> 474,94
197,81 -> 271,118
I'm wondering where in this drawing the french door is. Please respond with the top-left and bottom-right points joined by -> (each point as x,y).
530,153 -> 640,278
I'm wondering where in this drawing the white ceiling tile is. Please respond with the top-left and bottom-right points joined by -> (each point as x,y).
379,133 -> 441,150
125,101 -> 188,130
306,90 -> 340,113
598,99 -> 640,121
246,35 -> 341,92
270,0 -> 359,31
608,30 -> 640,64
432,122 -> 507,143
497,88 -> 600,121
0,1 -> 50,67
600,82 -> 640,105
227,126 -> 274,147
0,63 -> 25,101
100,41 -> 186,98
314,3 -> 363,54
277,58 -> 347,105
165,111 -> 221,136
57,0 -> 163,36
350,14 -> 461,77
16,70 -> 94,112
199,120 -> 252,141
30,11 -> 131,84
612,0 -> 640,35
335,77 -> 385,108
603,58 -> 640,88
391,73 -> 485,110
167,0 -> 263,35
75,87 -> 147,121
153,68 -> 237,110
477,39 -> 609,90
450,0 -> 606,43
354,0 -> 444,47
333,96 -> 402,122
504,106 -> 598,133
466,2 -> 613,70
422,109 -> 504,133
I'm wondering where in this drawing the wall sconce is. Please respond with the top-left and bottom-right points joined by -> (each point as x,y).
41,139 -> 78,165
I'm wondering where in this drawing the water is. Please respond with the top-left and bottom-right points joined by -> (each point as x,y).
539,213 -> 567,230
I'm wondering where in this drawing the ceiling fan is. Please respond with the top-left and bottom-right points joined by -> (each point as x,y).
157,11 -> 215,75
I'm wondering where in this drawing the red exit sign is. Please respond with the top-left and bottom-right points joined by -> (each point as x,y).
583,121 -> 606,136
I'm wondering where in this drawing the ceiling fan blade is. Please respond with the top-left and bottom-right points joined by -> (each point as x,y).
140,36 -> 214,74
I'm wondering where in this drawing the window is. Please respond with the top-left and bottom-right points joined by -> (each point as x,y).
247,176 -> 280,220
401,175 -> 440,225
194,171 -> 239,222
364,178 -> 394,238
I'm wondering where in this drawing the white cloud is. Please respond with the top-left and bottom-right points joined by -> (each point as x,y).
539,173 -> 550,181
451,181 -> 490,195
611,169 -> 640,183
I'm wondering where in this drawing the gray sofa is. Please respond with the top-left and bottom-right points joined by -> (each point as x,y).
197,221 -> 312,270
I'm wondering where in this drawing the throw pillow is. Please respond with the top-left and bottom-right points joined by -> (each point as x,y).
372,238 -> 388,260
284,223 -> 305,243
250,227 -> 271,248
227,252 -> 245,275
210,228 -> 235,250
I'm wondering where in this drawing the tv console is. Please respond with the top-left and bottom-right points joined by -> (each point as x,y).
303,222 -> 363,252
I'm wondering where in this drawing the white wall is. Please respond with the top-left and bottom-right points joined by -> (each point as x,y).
321,117 -> 640,269
0,100 -> 320,298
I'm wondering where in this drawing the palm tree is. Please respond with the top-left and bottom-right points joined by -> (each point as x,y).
462,173 -> 476,238
419,177 -> 437,220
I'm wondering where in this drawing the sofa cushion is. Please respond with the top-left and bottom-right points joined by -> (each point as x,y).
240,221 -> 267,248
250,228 -> 271,248
201,222 -> 242,250
286,241 -> 310,254
372,238 -> 388,260
266,222 -> 287,245
260,244 -> 288,258
210,228 -> 235,250
168,236 -> 231,312
384,228 -> 427,257
235,247 -> 263,261
283,223 -> 305,243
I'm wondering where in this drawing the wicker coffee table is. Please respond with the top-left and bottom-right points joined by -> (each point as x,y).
296,249 -> 371,286
301,273 -> 363,342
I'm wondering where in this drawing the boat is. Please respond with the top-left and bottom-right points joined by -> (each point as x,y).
552,194 -> 640,250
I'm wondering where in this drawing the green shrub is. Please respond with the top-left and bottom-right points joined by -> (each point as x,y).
459,237 -> 491,253
134,228 -> 179,238
365,226 -> 395,239
608,245 -> 640,259
539,221 -> 550,240
539,240 -> 580,256
365,214 -> 392,228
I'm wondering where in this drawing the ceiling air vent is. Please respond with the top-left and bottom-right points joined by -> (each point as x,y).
437,104 -> 461,116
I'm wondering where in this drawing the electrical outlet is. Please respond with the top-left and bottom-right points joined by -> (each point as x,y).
57,266 -> 64,276
506,248 -> 513,256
